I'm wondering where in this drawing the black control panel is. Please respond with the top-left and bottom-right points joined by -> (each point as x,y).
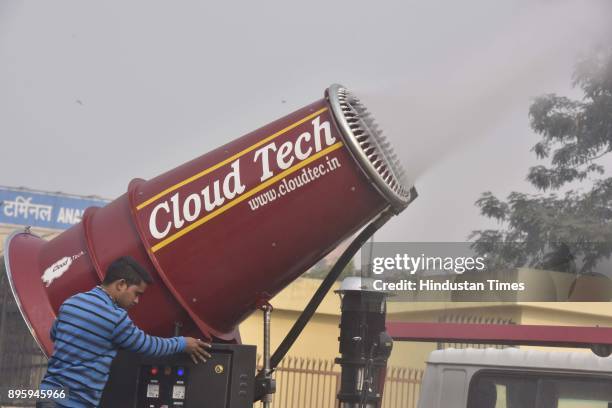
101,344 -> 256,408
138,364 -> 189,407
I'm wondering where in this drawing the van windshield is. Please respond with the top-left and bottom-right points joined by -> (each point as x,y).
467,372 -> 612,408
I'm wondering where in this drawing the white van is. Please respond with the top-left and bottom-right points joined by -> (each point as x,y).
418,348 -> 612,408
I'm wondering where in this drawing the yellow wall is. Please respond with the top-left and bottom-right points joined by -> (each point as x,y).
238,277 -> 437,369
238,275 -> 612,372
239,277 -> 342,361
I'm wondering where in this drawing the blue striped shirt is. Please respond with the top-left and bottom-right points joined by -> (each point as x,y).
40,286 -> 186,407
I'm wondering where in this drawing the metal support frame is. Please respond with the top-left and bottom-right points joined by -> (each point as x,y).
253,209 -> 395,402
387,322 -> 612,356
335,280 -> 393,408
256,301 -> 275,406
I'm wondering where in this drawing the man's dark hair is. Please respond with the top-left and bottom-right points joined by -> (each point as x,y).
102,256 -> 153,286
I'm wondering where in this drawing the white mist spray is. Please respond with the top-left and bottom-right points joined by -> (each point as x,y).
353,1 -> 612,184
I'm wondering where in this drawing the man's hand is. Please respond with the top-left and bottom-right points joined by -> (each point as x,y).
184,337 -> 212,364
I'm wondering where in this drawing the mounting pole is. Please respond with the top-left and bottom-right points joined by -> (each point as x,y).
336,277 -> 393,408
257,301 -> 275,407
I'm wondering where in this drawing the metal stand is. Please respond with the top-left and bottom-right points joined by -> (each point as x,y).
253,210 -> 395,403
257,302 -> 275,407
335,278 -> 393,408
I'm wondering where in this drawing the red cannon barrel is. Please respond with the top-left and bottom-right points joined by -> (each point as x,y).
4,84 -> 416,356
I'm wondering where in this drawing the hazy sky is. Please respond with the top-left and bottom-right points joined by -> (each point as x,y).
1,1 -> 611,242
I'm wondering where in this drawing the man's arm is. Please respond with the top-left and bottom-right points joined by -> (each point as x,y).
111,311 -> 211,363
111,311 -> 186,356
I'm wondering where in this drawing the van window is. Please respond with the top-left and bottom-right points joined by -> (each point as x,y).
467,372 -> 612,408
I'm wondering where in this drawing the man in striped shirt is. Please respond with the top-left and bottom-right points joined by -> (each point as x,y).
38,256 -> 211,408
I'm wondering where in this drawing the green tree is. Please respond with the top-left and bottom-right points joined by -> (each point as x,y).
471,47 -> 612,274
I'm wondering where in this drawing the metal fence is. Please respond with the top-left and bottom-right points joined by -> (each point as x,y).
261,356 -> 340,408
0,262 -> 48,408
255,356 -> 423,408
436,313 -> 516,350
381,367 -> 423,408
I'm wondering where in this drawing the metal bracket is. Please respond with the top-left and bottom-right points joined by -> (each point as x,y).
257,300 -> 275,407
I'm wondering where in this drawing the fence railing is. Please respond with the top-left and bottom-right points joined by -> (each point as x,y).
0,268 -> 49,408
437,314 -> 515,350
255,356 -> 423,408
380,367 -> 423,408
